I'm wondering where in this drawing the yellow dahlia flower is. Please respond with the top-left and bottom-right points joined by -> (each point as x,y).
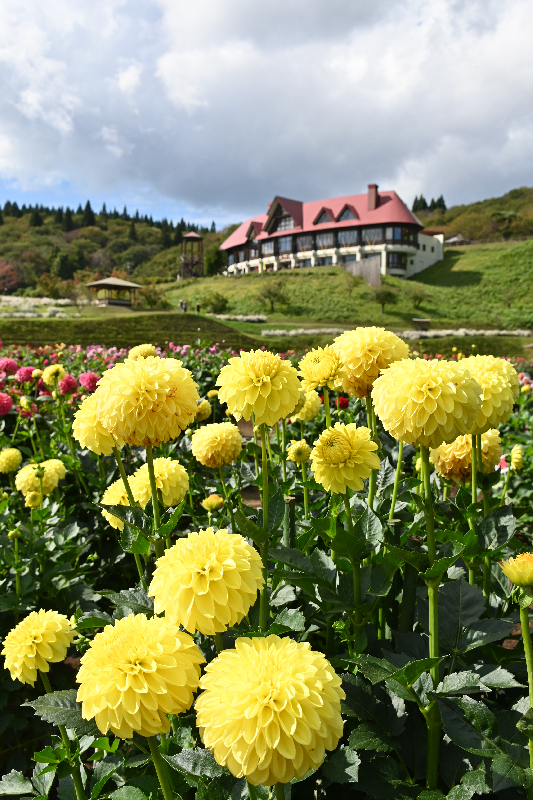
333,326 -> 410,398
201,494 -> 224,512
499,553 -> 533,587
32,369 -> 43,380
286,440 -> 311,465
196,635 -> 345,786
43,459 -> 66,481
15,463 -> 60,496
522,384 -> 531,394
217,350 -> 301,427
371,359 -> 482,449
2,610 -> 75,686
25,491 -> 42,509
130,458 -> 189,508
76,614 -> 204,739
95,356 -> 200,447
290,389 -> 321,423
479,429 -> 502,473
311,423 -> 380,494
20,397 -> 32,412
0,448 -> 22,473
42,364 -> 66,386
430,435 -> 472,483
511,444 -> 523,471
191,422 -> 242,469
73,393 -> 124,456
459,355 -> 520,434
149,528 -> 264,635
207,389 -> 219,399
101,478 -> 130,530
128,343 -> 157,360
195,398 -> 212,422
298,346 -> 345,392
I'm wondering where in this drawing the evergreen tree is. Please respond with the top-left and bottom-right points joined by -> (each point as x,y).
112,208 -> 119,219
128,220 -> 137,241
429,198 -> 436,211
21,204 -> 28,214
436,195 -> 447,212
161,219 -> 171,249
62,208 -> 74,232
54,207 -> 63,224
135,210 -> 140,221
412,196 -> 419,212
11,202 -> 21,218
83,201 -> 95,227
123,206 -> 129,220
29,208 -> 43,227
3,201 -> 12,216
51,252 -> 75,280
76,204 -> 83,215
148,215 -> 153,226
0,210 -> 4,226
100,203 -> 107,217
173,228 -> 183,247
210,221 -> 216,233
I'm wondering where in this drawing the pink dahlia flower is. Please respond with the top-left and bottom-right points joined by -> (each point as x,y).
0,393 -> 13,415
79,371 -> 99,393
16,367 -> 35,384
0,358 -> 18,375
58,374 -> 78,395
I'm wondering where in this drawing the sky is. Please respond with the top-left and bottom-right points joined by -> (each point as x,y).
0,0 -> 532,228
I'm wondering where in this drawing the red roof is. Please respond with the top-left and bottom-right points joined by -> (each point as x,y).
183,231 -> 203,240
220,188 -> 421,250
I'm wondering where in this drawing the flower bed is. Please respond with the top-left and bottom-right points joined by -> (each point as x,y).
0,333 -> 532,799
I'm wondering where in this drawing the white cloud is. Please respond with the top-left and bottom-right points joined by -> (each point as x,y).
0,0 -> 530,222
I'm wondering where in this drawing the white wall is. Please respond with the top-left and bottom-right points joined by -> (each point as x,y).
405,233 -> 444,277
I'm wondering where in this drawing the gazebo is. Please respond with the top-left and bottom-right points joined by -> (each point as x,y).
180,231 -> 204,278
85,277 -> 143,307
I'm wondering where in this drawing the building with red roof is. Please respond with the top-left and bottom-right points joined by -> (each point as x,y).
220,184 -> 443,278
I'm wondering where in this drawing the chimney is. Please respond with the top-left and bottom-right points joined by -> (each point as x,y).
367,184 -> 379,211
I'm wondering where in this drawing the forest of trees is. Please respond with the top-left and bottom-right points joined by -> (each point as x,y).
412,194 -> 447,213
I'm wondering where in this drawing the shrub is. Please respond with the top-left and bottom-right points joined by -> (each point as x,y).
138,284 -> 172,310
202,292 -> 229,314
373,287 -> 398,314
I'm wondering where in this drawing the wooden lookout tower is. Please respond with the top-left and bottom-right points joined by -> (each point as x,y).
180,231 -> 204,278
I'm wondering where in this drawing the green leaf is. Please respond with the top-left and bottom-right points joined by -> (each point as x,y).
23,690 -> 100,737
386,544 -> 428,571
91,756 -> 120,799
76,612 -> 113,630
268,544 -> 314,574
348,723 -> 391,752
436,696 -> 502,757
164,748 -> 227,779
477,506 -> 516,552
108,790 -> 149,800
460,619 -> 513,652
322,747 -> 360,783
517,708 -> 533,739
388,657 -> 444,688
131,533 -> 151,556
33,746 -> 62,764
355,655 -> 396,684
157,501 -> 185,539
420,545 -> 465,582
519,587 -> 533,609
32,764 -> 55,798
436,579 -> 486,654
268,608 -> 305,635
97,504 -> 152,534
418,792 -> 446,800
492,754 -> 533,792
436,672 -> 489,696
266,490 -> 285,532
329,524 -> 366,562
353,507 -> 383,552
100,588 -> 154,616
368,551 -> 401,596
480,667 -> 524,690
310,549 -> 335,584
0,770 -> 35,796
234,509 -> 269,546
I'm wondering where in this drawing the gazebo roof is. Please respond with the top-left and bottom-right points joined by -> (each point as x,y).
85,277 -> 143,289
182,231 -> 203,240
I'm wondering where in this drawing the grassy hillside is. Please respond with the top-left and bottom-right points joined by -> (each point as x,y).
165,239 -> 533,330
0,312 -> 260,349
419,186 -> 533,241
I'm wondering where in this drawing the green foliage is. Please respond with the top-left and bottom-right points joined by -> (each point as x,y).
201,291 -> 228,314
373,287 -> 398,314
257,280 -> 287,312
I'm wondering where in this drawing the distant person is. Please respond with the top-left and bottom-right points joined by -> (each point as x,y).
183,300 -> 188,312
196,302 -> 200,314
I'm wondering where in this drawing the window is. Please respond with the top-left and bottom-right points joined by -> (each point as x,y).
316,232 -> 334,249
298,258 -> 312,268
387,253 -> 407,271
344,254 -> 358,263
338,230 -> 358,247
262,241 -> 274,255
238,250 -> 245,262
249,247 -> 258,259
316,256 -> 333,266
431,246 -> 434,253
297,235 -> 313,251
276,215 -> 294,231
338,207 -> 356,221
422,244 -> 426,251
410,259 -> 414,265
278,235 -> 292,253
228,254 -> 234,266
315,210 -> 334,225
361,228 -> 383,244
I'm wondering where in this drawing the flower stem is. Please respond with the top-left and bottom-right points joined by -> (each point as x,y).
218,467 -> 236,531
246,780 -> 259,800
388,441 -> 403,521
301,461 -> 309,520
14,536 -> 20,623
365,397 -> 378,510
259,425 -> 269,632
344,492 -> 362,627
398,563 -> 418,632
147,736 -> 174,800
281,419 -> 287,482
40,672 -> 86,800
500,466 -> 512,505
323,387 -> 331,428
275,784 -> 285,799
483,555 -> 491,604
214,632 -> 224,653
521,604 -> 533,790
471,433 -> 478,506
112,445 -> 147,589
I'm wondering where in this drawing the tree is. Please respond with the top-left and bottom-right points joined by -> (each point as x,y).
100,203 -> 107,217
83,201 -> 95,227
54,207 -> 63,224
51,252 -> 75,280
0,261 -> 18,293
76,204 -> 83,215
435,195 -> 447,212
373,287 -> 398,314
11,202 -> 22,218
202,291 -> 228,314
210,221 -> 216,233
258,281 -> 286,312
123,206 -> 129,220
0,210 -> 3,226
128,221 -> 137,241
412,195 -> 428,212
161,220 -> 171,249
62,208 -> 74,232
406,284 -> 427,310
29,208 -> 43,227
204,245 -> 225,276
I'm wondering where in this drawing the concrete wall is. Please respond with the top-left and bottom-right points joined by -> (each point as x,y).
405,233 -> 444,277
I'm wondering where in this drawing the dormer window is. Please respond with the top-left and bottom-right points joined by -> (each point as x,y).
338,207 -> 356,222
315,210 -> 334,225
276,215 -> 294,231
